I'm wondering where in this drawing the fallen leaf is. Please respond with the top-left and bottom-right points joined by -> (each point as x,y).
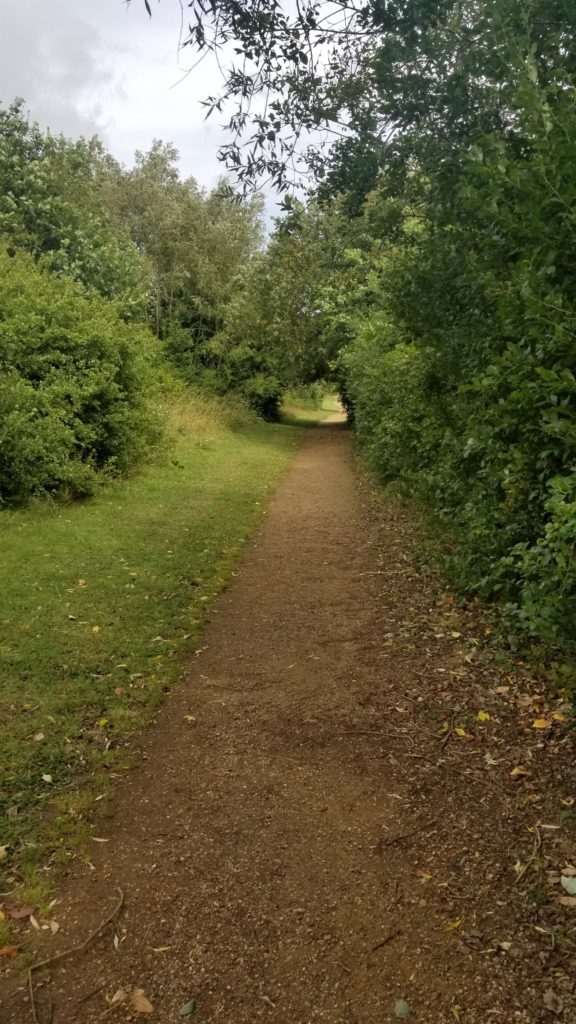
0,845 -> 8,862
0,911 -> 4,923
179,1000 -> 197,1017
114,687 -> 124,696
511,766 -> 530,778
455,727 -> 466,738
561,876 -> 576,896
477,710 -> 490,722
33,732 -> 44,742
0,946 -> 18,957
91,837 -> 110,843
416,869 -> 432,882
91,625 -> 101,634
532,718 -> 551,730
552,712 -> 566,723
151,946 -> 172,953
41,774 -> 53,784
49,920 -> 60,934
97,718 -> 108,728
543,987 -> 564,1015
445,919 -> 463,932
184,715 -> 196,723
9,905 -> 35,920
109,988 -> 128,1006
559,896 -> 576,908
395,999 -> 411,1018
131,989 -> 154,1014
29,915 -> 40,930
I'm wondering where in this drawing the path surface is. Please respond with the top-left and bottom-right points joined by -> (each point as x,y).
3,420 -> 548,1023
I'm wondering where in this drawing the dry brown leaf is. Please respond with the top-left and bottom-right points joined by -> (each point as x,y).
0,946 -> 19,957
558,896 -> 576,908
109,988 -> 128,1006
131,989 -> 154,1014
9,905 -> 35,920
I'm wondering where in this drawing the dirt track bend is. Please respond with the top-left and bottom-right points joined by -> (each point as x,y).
3,417 -> 543,1023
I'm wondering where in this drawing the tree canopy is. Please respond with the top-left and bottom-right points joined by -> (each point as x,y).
133,0 -> 576,658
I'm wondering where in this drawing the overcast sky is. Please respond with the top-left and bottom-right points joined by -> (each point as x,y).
0,0 -> 232,187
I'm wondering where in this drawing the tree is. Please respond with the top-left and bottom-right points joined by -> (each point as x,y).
0,100 -> 145,312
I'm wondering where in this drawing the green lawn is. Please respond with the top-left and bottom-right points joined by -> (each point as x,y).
0,401 -> 300,914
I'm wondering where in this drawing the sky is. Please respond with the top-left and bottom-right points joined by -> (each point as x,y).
0,0 -> 232,187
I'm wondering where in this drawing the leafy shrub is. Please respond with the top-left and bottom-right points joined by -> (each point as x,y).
240,373 -> 283,421
0,249 -> 161,503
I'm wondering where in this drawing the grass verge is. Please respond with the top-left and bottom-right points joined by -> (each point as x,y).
0,392 -> 300,917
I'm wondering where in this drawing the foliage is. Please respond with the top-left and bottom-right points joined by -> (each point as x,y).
0,101 -> 145,313
171,0 -> 576,656
0,248 -> 161,503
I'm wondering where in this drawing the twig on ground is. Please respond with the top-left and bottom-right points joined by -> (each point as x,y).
515,825 -> 543,884
76,983 -> 106,1006
440,710 -> 458,750
28,968 -> 39,1024
380,819 -> 438,848
371,928 -> 401,952
337,731 -> 387,737
28,887 -> 124,1023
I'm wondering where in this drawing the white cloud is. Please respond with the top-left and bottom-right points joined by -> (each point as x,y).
0,0 -> 230,186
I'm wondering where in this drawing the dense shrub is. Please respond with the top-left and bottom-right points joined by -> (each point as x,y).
240,373 -> 283,421
0,249 -> 161,503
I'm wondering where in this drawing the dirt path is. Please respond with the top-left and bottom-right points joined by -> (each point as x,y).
3,420 -> 572,1023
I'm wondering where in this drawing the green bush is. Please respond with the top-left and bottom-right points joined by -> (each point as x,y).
0,249 -> 161,503
240,373 -> 283,421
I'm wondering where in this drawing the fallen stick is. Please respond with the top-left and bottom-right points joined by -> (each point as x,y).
28,887 -> 124,1023
380,819 -> 437,848
371,928 -> 402,952
440,710 -> 458,750
515,825 -> 543,884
